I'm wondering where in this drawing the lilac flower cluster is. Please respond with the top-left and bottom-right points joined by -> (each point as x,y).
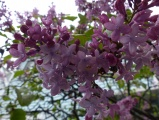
8,0 -> 159,119
15,3 -> 64,26
75,0 -> 112,20
0,1 -> 12,30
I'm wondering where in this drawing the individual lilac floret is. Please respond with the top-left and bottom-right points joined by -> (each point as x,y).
9,43 -> 27,67
77,51 -> 98,83
85,115 -> 92,120
116,62 -> 135,82
79,95 -> 101,118
147,24 -> 159,40
58,26 -> 71,44
99,14 -> 109,24
106,53 -> 117,66
40,43 -> 61,64
41,15 -> 52,27
147,15 -> 159,40
95,51 -> 109,73
120,23 -> 147,55
49,73 -> 69,96
27,24 -> 42,41
100,89 -> 114,105
61,44 -> 76,65
104,14 -> 131,41
132,9 -> 152,23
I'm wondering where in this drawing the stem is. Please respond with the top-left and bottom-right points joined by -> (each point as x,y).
127,80 -> 131,95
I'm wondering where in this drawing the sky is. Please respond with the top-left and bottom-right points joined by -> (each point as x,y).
4,0 -> 77,15
4,0 -> 158,15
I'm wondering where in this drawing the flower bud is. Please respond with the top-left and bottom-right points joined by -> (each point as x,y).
106,53 -> 117,66
26,19 -> 32,26
20,25 -> 29,34
26,48 -> 37,56
36,59 -> 43,65
14,33 -> 24,41
10,43 -> 18,50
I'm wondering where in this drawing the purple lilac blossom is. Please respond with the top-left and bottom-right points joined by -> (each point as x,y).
9,43 -> 27,67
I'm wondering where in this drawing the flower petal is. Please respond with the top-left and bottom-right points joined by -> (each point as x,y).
111,30 -> 120,41
104,22 -> 116,31
120,25 -> 131,34
9,48 -> 20,57
18,43 -> 25,53
116,14 -> 124,25
51,85 -> 60,96
77,51 -> 85,59
134,36 -> 147,43
13,58 -> 22,67
129,42 -> 137,55
120,35 -> 130,44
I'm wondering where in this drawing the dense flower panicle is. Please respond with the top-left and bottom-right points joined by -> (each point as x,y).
75,0 -> 111,19
0,1 -> 12,30
8,0 -> 159,119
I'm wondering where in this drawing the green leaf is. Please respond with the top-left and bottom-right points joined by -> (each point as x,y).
52,106 -> 57,112
78,13 -> 87,24
5,25 -> 15,32
21,94 -> 35,106
0,32 -> 7,38
15,88 -> 35,106
70,25 -> 75,31
2,95 -> 10,101
13,40 -> 20,43
10,109 -> 26,120
126,9 -> 133,21
13,70 -> 24,78
98,43 -> 103,50
63,16 -> 77,21
3,55 -> 12,63
85,28 -> 94,36
31,66 -> 38,74
72,34 -> 90,46
71,28 -> 94,46
15,88 -> 22,102
141,83 -> 147,89
117,80 -> 125,88
134,66 -> 153,79
107,13 -> 116,18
